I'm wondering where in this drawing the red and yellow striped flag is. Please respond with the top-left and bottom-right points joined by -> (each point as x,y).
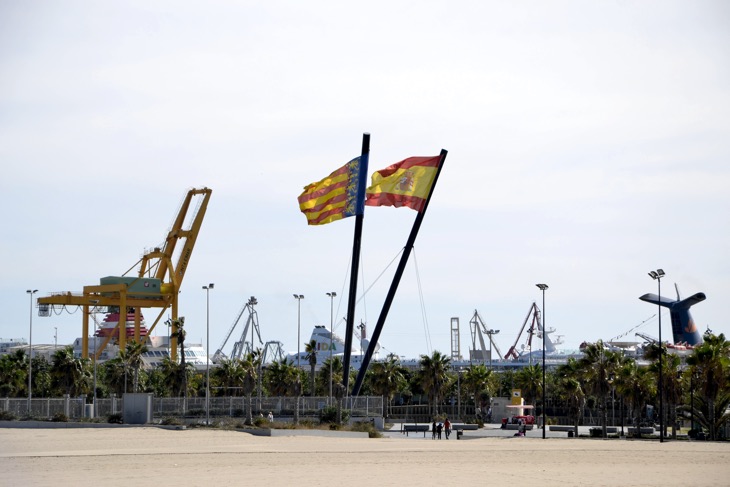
365,156 -> 440,212
298,157 -> 363,225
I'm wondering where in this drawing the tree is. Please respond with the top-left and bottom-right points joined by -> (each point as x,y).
304,339 -> 318,396
0,350 -> 28,397
555,357 -> 586,436
214,358 -> 244,396
119,341 -> 148,393
368,355 -> 406,418
682,332 -> 730,440
240,353 -> 258,425
170,317 -> 188,399
579,340 -> 621,438
51,346 -> 90,397
417,350 -> 451,417
614,358 -> 653,436
514,364 -> 542,408
462,364 -> 494,416
265,358 -> 298,397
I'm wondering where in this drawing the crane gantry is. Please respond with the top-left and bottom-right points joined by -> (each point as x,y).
37,187 -> 212,362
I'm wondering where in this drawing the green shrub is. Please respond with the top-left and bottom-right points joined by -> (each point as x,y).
0,410 -> 17,421
51,412 -> 68,422
108,413 -> 124,424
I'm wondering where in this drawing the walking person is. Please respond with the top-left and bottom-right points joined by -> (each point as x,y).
444,418 -> 451,439
436,422 -> 443,440
432,420 -> 437,440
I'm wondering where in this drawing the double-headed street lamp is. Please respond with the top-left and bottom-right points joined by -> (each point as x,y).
536,283 -> 548,440
485,328 -> 500,369
648,268 -> 665,443
293,294 -> 304,369
26,289 -> 37,414
203,283 -> 214,425
326,292 -> 337,401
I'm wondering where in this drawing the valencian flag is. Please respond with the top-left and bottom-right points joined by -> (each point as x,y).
365,156 -> 440,212
298,156 -> 367,225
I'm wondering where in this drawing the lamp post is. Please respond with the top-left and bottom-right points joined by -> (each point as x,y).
293,294 -> 304,369
326,292 -> 336,402
203,283 -> 214,425
486,328 -> 500,369
648,269 -> 665,442
26,289 -> 37,414
536,283 -> 548,439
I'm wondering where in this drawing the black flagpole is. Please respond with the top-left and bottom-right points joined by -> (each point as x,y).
342,133 -> 370,394
351,148 -> 447,396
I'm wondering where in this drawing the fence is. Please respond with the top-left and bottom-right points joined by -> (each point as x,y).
1,395 -> 383,422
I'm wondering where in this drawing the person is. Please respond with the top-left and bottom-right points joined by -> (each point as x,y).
444,418 -> 451,439
436,422 -> 443,440
432,421 -> 437,440
268,411 -> 274,422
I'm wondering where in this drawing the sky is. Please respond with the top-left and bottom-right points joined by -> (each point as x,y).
1,1 -> 728,363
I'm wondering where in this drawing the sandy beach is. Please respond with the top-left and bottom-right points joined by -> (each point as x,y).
1,426 -> 729,487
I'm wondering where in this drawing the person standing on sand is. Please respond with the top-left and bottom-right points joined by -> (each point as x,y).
436,422 -> 443,440
444,418 -> 451,439
432,421 -> 437,440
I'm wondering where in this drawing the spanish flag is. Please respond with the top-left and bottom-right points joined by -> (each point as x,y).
298,157 -> 364,225
365,156 -> 440,212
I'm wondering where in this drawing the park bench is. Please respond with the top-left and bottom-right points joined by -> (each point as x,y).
450,423 -> 478,430
549,425 -> 576,437
589,426 -> 618,437
402,424 -> 430,437
627,427 -> 655,436
505,423 -> 534,430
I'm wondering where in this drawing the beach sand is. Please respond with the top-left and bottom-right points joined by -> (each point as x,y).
1,427 -> 729,487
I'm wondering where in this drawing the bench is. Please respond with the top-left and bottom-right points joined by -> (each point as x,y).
505,423 -> 534,430
627,427 -> 655,436
402,424 -> 430,437
589,427 -> 619,437
450,424 -> 478,431
549,425 -> 576,436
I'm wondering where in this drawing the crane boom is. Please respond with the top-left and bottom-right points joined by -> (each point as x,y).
37,187 -> 212,361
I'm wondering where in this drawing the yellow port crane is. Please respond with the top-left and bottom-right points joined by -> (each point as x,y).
37,187 -> 212,361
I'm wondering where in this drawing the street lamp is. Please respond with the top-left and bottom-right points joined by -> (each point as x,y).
26,289 -> 37,414
486,328 -> 500,369
536,283 -> 548,440
293,294 -> 304,369
203,283 -> 214,425
327,292 -> 336,401
648,268 -> 665,442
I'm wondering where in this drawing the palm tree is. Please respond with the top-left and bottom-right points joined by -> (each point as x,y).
614,357 -> 653,436
0,350 -> 28,397
514,363 -> 542,408
119,341 -> 148,393
417,350 -> 451,417
682,332 -> 730,440
579,340 -> 621,437
317,355 -> 344,398
170,317 -> 188,401
462,364 -> 494,418
214,358 -> 244,396
240,353 -> 258,425
555,357 -> 586,436
304,339 -> 318,396
265,358 -> 297,397
369,355 -> 406,418
51,346 -> 90,397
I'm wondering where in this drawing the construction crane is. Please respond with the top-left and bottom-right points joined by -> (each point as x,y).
469,310 -> 503,364
213,296 -> 263,362
37,187 -> 212,361
504,302 -> 542,360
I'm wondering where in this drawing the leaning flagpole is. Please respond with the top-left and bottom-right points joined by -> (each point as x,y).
351,148 -> 448,396
342,133 -> 370,394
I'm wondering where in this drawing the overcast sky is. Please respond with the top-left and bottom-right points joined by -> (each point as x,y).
2,1 -> 728,362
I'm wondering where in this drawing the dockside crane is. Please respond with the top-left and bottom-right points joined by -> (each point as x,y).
504,302 -> 542,360
469,310 -> 503,364
37,187 -> 212,361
